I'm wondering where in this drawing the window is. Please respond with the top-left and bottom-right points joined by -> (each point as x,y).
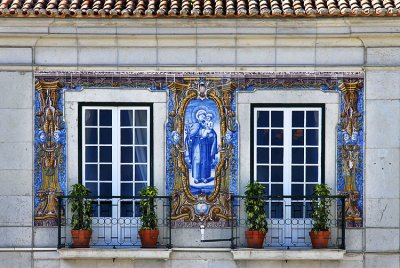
252,106 -> 324,219
81,105 -> 152,218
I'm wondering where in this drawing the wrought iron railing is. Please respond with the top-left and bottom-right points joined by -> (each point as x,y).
57,195 -> 172,249
230,195 -> 346,249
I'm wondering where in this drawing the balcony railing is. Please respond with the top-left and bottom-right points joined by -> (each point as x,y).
57,194 -> 346,250
57,195 -> 172,249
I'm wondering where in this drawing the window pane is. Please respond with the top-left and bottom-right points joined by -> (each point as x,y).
135,165 -> 148,181
100,183 -> 112,196
306,184 -> 317,196
85,146 -> 98,162
257,111 -> 269,127
306,166 -> 319,182
91,202 -> 99,217
121,183 -> 133,196
100,201 -> 112,217
306,129 -> 319,146
85,128 -> 98,144
271,166 -> 283,182
291,166 -> 304,182
306,111 -> 319,127
100,146 -> 112,162
271,129 -> 283,145
99,164 -> 112,181
135,110 -> 147,126
292,129 -> 304,145
257,129 -> 269,145
271,202 -> 283,218
135,147 -> 147,163
305,202 -> 313,218
291,202 -> 304,218
85,109 -> 97,126
99,110 -> 112,126
271,111 -> 283,127
257,148 -> 269,164
121,147 -> 133,163
121,201 -> 133,217
100,128 -> 112,144
256,166 -> 269,182
135,128 -> 147,145
121,165 -> 133,181
121,128 -> 133,145
292,111 -> 304,127
135,183 -> 147,196
120,110 -> 133,126
271,148 -> 283,164
85,164 -> 98,181
86,182 -> 98,196
292,148 -> 304,164
271,184 -> 283,197
306,148 -> 318,164
262,184 -> 269,196
291,184 -> 304,196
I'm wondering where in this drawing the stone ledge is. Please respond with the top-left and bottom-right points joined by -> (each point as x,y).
58,248 -> 172,260
231,249 -> 346,260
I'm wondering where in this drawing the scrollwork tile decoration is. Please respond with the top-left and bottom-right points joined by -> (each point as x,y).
34,71 -> 364,228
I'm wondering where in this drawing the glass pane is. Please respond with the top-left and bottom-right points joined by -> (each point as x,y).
100,128 -> 112,144
257,111 -> 269,127
135,110 -> 147,126
121,201 -> 133,217
85,128 -> 98,144
271,111 -> 283,127
134,201 -> 141,217
305,202 -> 313,218
271,148 -> 283,164
100,146 -> 112,162
291,184 -> 304,196
135,147 -> 147,163
121,165 -> 133,181
135,128 -> 147,145
271,184 -> 283,197
91,202 -> 99,217
85,146 -> 98,162
306,148 -> 318,164
86,182 -> 98,196
306,129 -> 319,146
292,129 -> 304,145
292,111 -> 304,127
99,164 -> 112,181
271,166 -> 283,182
262,185 -> 269,196
121,128 -> 133,145
291,166 -> 304,182
85,164 -> 98,181
291,202 -> 304,218
99,110 -> 112,126
271,129 -> 283,145
292,148 -> 304,164
271,202 -> 283,219
85,109 -> 97,126
100,183 -> 112,196
100,201 -> 112,217
257,148 -> 269,164
120,110 -> 133,126
135,183 -> 147,196
121,183 -> 133,196
306,184 -> 317,196
306,166 -> 319,182
306,111 -> 319,127
257,129 -> 269,145
256,166 -> 269,182
135,165 -> 147,181
121,147 -> 133,163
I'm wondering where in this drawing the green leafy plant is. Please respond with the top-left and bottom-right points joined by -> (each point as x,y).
244,182 -> 268,233
139,186 -> 158,230
69,183 -> 92,230
311,184 -> 333,232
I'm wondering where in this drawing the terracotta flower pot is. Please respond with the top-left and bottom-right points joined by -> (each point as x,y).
309,230 -> 330,249
139,229 -> 159,248
71,229 -> 92,248
245,230 -> 266,248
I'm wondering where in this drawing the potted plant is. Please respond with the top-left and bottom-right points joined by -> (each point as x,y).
138,185 -> 159,248
310,183 -> 333,249
244,182 -> 268,248
69,183 -> 92,248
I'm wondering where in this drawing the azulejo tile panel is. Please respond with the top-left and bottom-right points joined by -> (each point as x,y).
33,71 -> 364,228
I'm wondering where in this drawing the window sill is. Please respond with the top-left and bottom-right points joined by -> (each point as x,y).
231,249 -> 346,261
58,248 -> 172,260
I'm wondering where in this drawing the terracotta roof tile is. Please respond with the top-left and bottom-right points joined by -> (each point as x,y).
0,0 -> 398,17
